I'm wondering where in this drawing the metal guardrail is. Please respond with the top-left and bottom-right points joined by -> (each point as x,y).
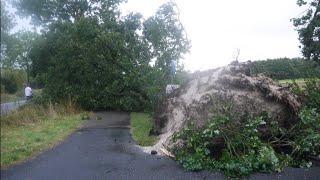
0,99 -> 27,116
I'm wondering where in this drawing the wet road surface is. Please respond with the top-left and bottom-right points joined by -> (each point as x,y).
1,111 -> 319,180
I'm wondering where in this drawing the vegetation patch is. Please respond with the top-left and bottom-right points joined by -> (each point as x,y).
130,112 -> 158,146
251,58 -> 320,80
278,78 -> 320,87
278,78 -> 306,85
1,93 -> 20,103
0,103 -> 85,168
0,69 -> 26,95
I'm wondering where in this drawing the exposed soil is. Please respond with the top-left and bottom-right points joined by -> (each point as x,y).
153,61 -> 301,150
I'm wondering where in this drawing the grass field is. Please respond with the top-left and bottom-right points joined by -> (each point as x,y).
278,78 -> 319,86
278,78 -> 305,84
0,104 -> 83,168
130,112 -> 158,146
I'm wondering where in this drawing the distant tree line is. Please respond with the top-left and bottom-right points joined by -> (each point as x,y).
251,58 -> 320,80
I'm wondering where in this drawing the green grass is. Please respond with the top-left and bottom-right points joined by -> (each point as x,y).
278,78 -> 319,86
130,112 -> 158,146
0,104 -> 83,168
278,78 -> 306,85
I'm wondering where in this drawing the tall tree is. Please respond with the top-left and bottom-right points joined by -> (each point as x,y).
14,0 -> 124,27
143,1 -> 190,87
16,0 -> 190,110
10,31 -> 40,82
292,0 -> 320,63
1,0 -> 16,68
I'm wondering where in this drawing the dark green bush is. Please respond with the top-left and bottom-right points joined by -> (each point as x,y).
1,84 -> 5,93
292,78 -> 320,112
1,77 -> 18,94
0,69 -> 26,94
304,79 -> 320,110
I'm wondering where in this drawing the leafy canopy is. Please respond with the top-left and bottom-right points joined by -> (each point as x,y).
1,1 -> 16,68
16,0 -> 190,110
292,0 -> 320,63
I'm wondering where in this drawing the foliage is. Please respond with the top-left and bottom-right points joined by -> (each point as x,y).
1,104 -> 83,167
1,0 -> 16,66
292,78 -> 320,110
1,2 -> 40,84
294,108 -> 320,157
14,0 -> 125,27
4,31 -> 40,81
251,58 -> 320,80
0,69 -> 26,94
173,81 -> 320,177
15,0 -> 190,111
275,78 -> 320,160
130,112 -> 158,146
292,0 -> 320,63
143,1 -> 190,86
173,115 -> 285,177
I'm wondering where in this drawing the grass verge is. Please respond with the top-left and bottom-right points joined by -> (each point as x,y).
130,112 -> 158,146
0,103 -> 84,168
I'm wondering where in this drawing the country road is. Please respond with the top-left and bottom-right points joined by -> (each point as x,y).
1,111 -> 319,180
0,100 -> 26,116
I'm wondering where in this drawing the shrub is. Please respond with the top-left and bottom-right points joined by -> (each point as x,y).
1,76 -> 18,94
0,69 -> 26,94
1,84 -> 5,93
173,79 -> 320,177
292,78 -> 320,111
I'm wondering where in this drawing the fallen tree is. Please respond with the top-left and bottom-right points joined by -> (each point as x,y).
151,61 -> 319,177
153,62 -> 301,147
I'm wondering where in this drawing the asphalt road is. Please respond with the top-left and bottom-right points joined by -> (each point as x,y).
1,111 -> 319,180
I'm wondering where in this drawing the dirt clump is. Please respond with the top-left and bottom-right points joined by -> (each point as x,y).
152,61 -> 301,151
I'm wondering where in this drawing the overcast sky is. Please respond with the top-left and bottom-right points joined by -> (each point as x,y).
14,0 -> 304,71
121,0 -> 305,71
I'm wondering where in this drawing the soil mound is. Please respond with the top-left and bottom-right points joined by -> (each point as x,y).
153,61 -> 301,150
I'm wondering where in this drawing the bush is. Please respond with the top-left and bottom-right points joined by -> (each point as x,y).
1,84 -> 5,93
292,78 -> 320,111
0,69 -> 26,94
1,76 -> 18,94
